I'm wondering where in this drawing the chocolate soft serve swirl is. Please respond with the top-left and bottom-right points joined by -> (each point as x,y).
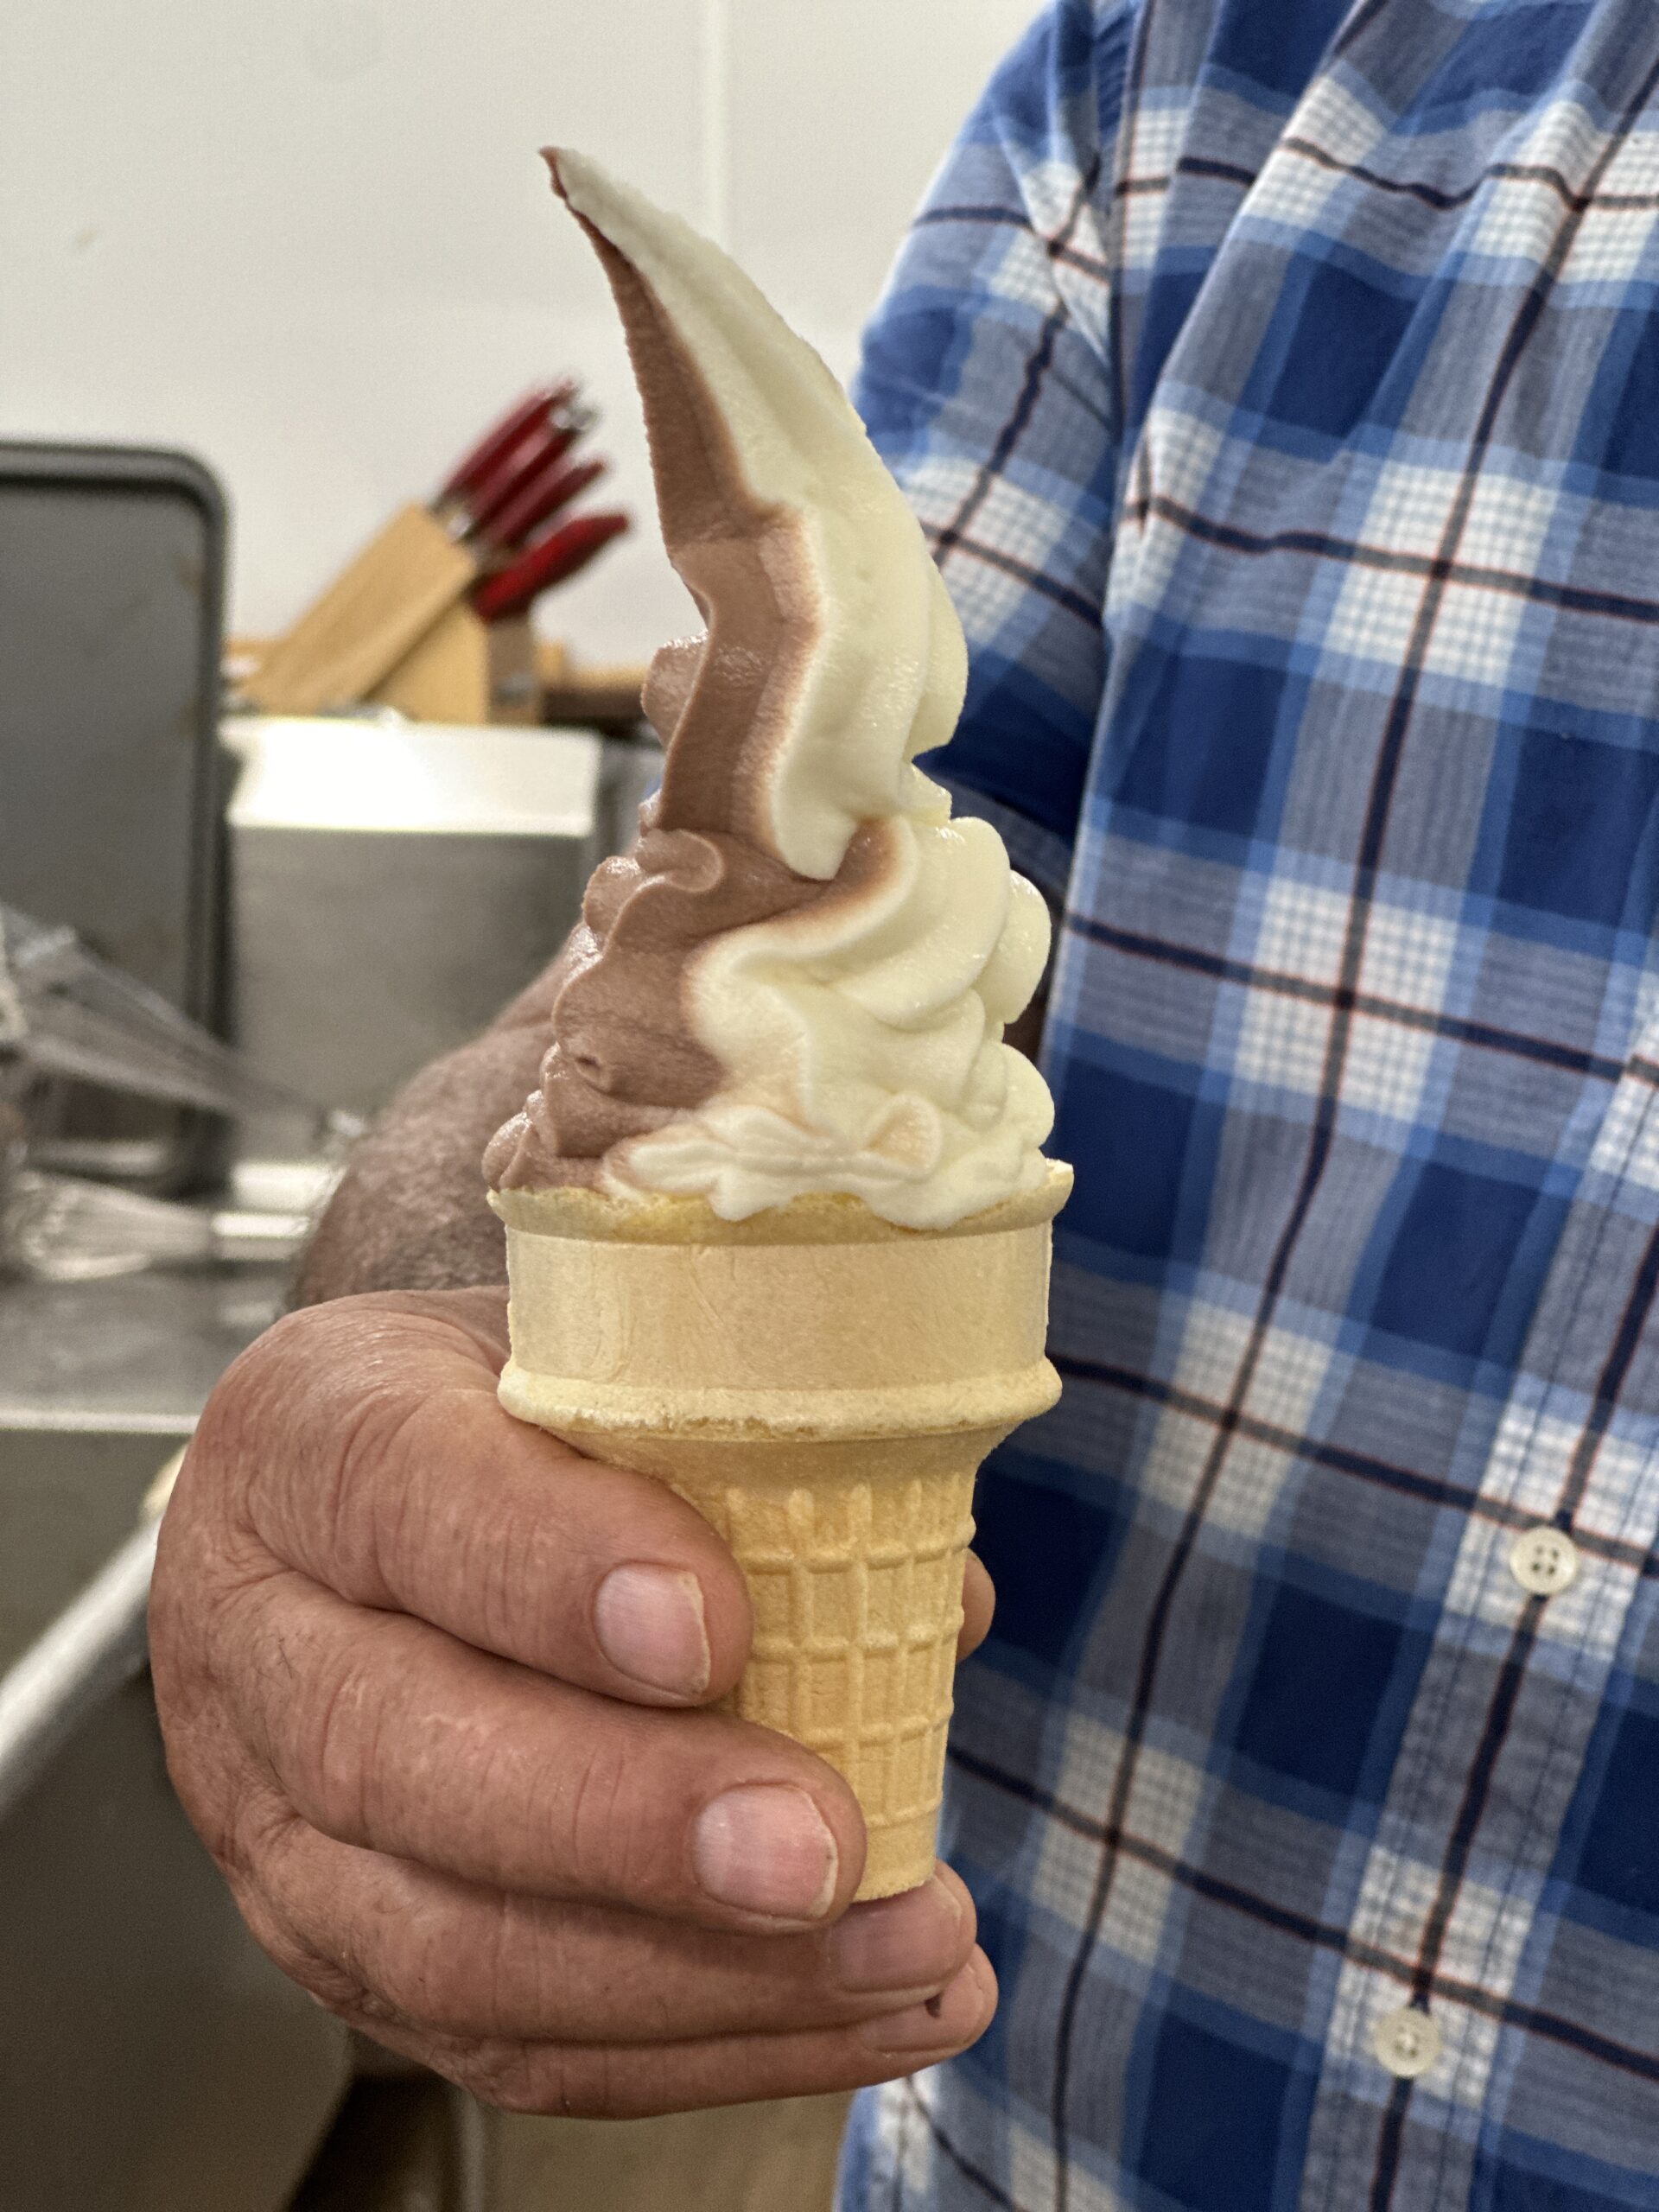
484,149 -> 1054,1230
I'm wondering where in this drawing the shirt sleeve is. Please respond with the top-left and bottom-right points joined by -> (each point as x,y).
851,0 -> 1127,909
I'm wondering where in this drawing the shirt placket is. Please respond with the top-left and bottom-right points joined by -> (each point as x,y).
1301,1027 -> 1659,2212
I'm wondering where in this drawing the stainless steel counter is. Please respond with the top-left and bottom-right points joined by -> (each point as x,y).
0,1266 -> 351,2211
1,1650 -> 349,2211
0,1262 -> 284,1427
0,718 -> 652,2204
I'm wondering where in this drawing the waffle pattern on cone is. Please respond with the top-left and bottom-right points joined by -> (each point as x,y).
668,1454 -> 976,1901
491,1163 -> 1071,1897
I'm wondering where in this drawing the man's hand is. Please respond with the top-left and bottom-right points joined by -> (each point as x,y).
149,1288 -> 996,2118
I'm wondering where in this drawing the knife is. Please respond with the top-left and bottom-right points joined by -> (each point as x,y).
245,389 -> 603,713
472,512 -> 631,622
482,454 -> 609,555
435,383 -> 573,510
466,410 -> 594,547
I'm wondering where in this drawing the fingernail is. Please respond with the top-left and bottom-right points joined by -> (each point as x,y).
594,1565 -> 710,1697
858,1954 -> 994,2054
693,1784 -> 840,1920
831,1874 -> 966,1993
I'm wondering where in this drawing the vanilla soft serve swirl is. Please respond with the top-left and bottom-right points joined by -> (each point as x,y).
482,150 -> 1055,1229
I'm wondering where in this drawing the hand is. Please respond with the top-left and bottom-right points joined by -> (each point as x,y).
149,1288 -> 997,2117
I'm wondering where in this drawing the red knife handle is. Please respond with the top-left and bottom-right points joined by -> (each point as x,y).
472,512 -> 630,622
467,416 -> 590,543
435,382 -> 573,507
485,454 -> 608,554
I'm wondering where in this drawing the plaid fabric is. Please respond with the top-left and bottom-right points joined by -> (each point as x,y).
836,3 -> 1659,2207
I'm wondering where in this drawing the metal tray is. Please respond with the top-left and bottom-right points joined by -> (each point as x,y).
0,442 -> 230,1189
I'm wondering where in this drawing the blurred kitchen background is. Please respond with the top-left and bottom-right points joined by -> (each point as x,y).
4,0 -> 1033,664
0,3 -> 1037,2209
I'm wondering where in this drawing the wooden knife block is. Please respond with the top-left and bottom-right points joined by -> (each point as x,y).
240,501 -> 538,724
372,601 -> 538,725
241,504 -> 475,715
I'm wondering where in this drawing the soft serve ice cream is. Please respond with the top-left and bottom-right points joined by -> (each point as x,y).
483,150 -> 1055,1231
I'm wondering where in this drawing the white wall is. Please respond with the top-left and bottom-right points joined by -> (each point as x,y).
1,0 -> 1034,664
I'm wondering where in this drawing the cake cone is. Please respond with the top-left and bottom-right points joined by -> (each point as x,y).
492,1162 -> 1071,1899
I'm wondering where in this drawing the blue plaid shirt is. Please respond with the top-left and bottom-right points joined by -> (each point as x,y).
837,3 -> 1659,2207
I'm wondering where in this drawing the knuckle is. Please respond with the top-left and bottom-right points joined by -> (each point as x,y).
361,1897 -> 496,2037
200,1300 -> 428,1587
354,1392 -> 503,1623
183,1753 -> 261,1878
171,1764 -> 249,1879
275,1314 -> 490,1605
192,1315 -> 315,1493
472,2041 -> 649,2120
557,1735 -> 649,1897
468,1891 -> 543,2037
271,1376 -> 409,1593
332,1368 -> 423,1503
298,1955 -> 373,2021
277,1639 -> 380,1842
238,1789 -> 306,1883
228,1870 -> 366,2018
457,2039 -> 577,2116
146,1559 -> 208,1719
566,2044 -> 640,2120
226,1821 -> 439,2043
164,1713 -> 292,1887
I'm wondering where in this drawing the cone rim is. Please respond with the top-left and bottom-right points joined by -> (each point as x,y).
489,1157 -> 1072,1244
497,1355 -> 1060,1445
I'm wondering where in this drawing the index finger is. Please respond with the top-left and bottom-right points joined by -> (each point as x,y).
182,1290 -> 754,1707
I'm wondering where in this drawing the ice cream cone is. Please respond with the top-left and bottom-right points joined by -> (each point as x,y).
491,1161 -> 1071,1898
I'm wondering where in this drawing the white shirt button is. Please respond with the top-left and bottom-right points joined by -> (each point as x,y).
1373,2004 -> 1442,2079
1509,1524 -> 1580,1598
